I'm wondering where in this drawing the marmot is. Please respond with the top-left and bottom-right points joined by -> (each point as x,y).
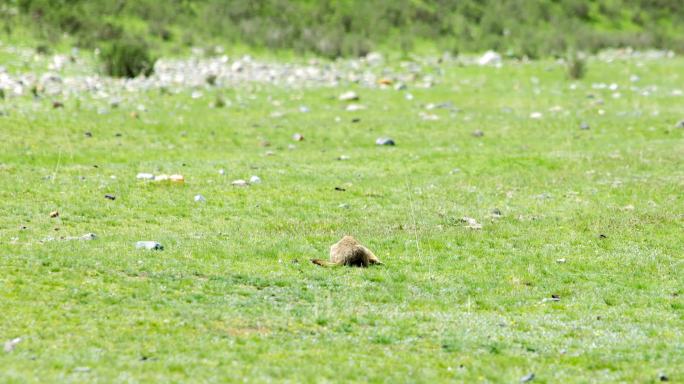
311,236 -> 383,267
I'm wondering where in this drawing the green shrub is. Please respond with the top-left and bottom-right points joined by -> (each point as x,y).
101,37 -> 156,78
566,51 -> 586,80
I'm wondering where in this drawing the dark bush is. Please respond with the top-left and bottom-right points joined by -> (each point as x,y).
101,37 -> 156,78
566,51 -> 586,80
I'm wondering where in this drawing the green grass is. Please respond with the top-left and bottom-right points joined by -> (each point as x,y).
0,57 -> 683,383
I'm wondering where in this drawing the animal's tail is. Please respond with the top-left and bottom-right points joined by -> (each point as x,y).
310,259 -> 340,267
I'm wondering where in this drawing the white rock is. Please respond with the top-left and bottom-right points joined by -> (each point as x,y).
249,175 -> 261,184
135,241 -> 164,250
530,112 -> 543,119
231,179 -> 248,187
4,337 -> 21,353
339,91 -> 359,101
194,194 -> 206,202
346,104 -> 366,112
461,217 -> 482,230
478,51 -> 502,66
136,173 -> 155,180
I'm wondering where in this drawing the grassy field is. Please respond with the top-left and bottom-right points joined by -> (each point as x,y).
1,55 -> 683,383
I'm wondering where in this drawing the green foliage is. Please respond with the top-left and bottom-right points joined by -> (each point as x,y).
101,37 -> 156,78
4,0 -> 684,58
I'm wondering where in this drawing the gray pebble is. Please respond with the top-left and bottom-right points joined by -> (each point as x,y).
375,137 -> 395,146
136,241 -> 164,250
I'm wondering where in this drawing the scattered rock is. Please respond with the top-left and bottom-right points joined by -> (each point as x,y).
4,337 -> 21,353
194,194 -> 206,202
135,241 -> 164,250
231,179 -> 248,187
461,217 -> 482,230
104,194 -> 116,200
580,122 -> 590,130
675,120 -> 684,129
337,155 -> 350,161
249,175 -> 261,184
338,203 -> 350,209
339,91 -> 359,101
530,112 -> 543,119
556,258 -> 566,264
520,373 -> 535,383
292,133 -> 304,141
472,130 -> 484,137
375,137 -> 395,146
49,211 -> 59,218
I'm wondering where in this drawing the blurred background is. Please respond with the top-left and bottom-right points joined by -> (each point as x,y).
2,0 -> 684,78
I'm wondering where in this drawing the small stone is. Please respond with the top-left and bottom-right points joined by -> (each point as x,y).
337,155 -> 350,161
472,130 -> 484,137
491,208 -> 502,218
580,122 -> 590,130
218,169 -> 225,175
104,194 -> 116,200
169,174 -> 184,183
249,175 -> 261,184
299,106 -> 310,113
338,203 -> 350,209
339,91 -> 359,101
4,337 -> 21,353
135,241 -> 163,250
292,133 -> 304,141
231,179 -> 248,187
79,233 -> 97,241
530,112 -> 543,119
520,373 -> 535,383
49,211 -> 59,218
675,120 -> 684,129
194,194 -> 206,202
375,137 -> 395,146
346,104 -> 366,112
136,173 -> 155,180
461,217 -> 482,230
478,50 -> 502,66
556,258 -> 566,264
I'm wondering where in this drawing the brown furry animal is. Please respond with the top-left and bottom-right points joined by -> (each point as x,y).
311,236 -> 383,267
